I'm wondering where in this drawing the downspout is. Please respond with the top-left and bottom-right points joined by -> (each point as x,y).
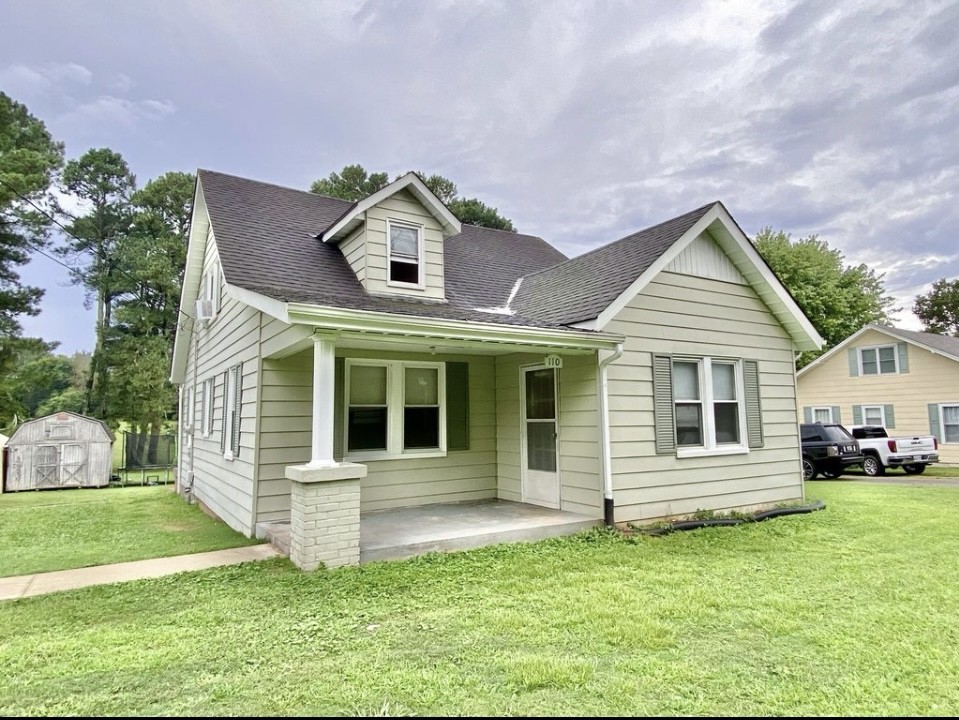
599,342 -> 624,527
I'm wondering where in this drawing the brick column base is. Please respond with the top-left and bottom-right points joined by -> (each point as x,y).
286,462 -> 367,570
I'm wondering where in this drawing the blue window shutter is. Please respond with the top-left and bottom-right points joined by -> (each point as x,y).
744,360 -> 763,448
929,404 -> 942,441
333,357 -> 344,461
802,406 -> 812,423
897,342 -> 909,373
852,405 -> 863,424
446,362 -> 470,451
848,348 -> 859,377
884,404 -> 895,429
653,355 -> 675,454
831,406 -> 842,424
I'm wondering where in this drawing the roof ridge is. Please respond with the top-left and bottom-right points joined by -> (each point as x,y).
519,201 -> 717,283
198,168 -> 353,205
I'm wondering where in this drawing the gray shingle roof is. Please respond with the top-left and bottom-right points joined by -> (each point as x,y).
869,324 -> 959,361
510,203 -> 714,324
199,169 -> 712,329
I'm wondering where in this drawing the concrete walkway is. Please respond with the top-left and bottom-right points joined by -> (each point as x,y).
0,544 -> 281,601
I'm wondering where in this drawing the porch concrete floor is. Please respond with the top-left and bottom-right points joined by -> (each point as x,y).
257,500 -> 601,565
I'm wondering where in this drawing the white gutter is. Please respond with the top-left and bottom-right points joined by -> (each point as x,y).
598,341 -> 624,526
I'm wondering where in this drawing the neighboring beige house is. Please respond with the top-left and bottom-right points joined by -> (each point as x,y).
170,169 -> 822,568
797,324 -> 959,466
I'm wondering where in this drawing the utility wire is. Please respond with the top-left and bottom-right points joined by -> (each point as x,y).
0,177 -> 193,330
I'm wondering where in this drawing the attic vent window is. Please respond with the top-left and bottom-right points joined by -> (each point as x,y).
387,220 -> 422,287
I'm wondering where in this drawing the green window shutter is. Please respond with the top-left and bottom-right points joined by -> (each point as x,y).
652,355 -> 675,454
848,348 -> 860,377
232,364 -> 243,456
744,360 -> 764,448
446,362 -> 470,451
333,357 -> 344,461
802,406 -> 812,423
831,406 -> 842,424
928,404 -> 942,441
897,342 -> 909,373
883,404 -> 895,429
220,370 -> 228,453
852,405 -> 863,424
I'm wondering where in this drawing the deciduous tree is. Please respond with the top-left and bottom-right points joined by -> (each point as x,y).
754,228 -> 895,367
914,278 -> 959,336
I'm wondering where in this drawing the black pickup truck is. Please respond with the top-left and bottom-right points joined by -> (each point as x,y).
800,423 -> 864,481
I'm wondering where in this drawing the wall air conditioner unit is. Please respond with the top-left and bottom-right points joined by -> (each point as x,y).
195,299 -> 214,324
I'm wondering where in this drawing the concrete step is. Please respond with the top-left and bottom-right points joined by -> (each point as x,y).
255,520 -> 291,556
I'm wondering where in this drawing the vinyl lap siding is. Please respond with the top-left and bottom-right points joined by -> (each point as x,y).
606,271 -> 803,523
183,232 -> 260,535
364,189 -> 446,300
339,226 -> 366,285
798,328 -> 959,465
495,353 -> 603,518
255,349 -> 496,521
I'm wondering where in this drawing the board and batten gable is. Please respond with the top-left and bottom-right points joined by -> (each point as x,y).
362,188 -> 446,300
797,327 -> 959,465
495,352 -> 604,518
181,230 -> 261,535
256,348 -> 497,522
604,231 -> 804,523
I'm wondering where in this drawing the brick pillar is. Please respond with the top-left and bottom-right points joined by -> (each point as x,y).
286,462 -> 367,570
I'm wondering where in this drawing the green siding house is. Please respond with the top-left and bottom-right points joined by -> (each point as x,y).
170,170 -> 822,568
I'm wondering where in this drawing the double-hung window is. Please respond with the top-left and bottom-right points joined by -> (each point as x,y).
387,220 -> 423,287
345,359 -> 445,459
672,357 -> 745,454
862,405 -> 886,426
859,345 -> 897,375
941,404 -> 959,443
812,407 -> 834,423
202,378 -> 214,436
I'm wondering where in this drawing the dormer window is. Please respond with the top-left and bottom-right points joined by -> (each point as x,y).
387,219 -> 423,287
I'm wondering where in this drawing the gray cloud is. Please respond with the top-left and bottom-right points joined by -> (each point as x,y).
2,0 -> 957,350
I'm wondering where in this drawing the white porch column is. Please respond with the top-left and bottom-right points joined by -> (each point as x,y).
309,332 -> 336,467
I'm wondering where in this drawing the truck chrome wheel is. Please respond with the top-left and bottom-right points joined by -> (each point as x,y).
862,455 -> 884,477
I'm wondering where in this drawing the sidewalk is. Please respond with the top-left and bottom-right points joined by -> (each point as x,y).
0,544 -> 282,601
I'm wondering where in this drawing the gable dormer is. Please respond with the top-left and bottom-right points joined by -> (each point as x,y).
321,173 -> 461,301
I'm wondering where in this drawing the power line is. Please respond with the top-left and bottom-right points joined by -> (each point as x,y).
0,177 -> 192,330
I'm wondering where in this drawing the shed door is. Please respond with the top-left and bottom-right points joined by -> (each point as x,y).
59,443 -> 86,486
35,445 -> 59,488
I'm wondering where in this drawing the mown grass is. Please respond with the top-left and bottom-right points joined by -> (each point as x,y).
0,486 -> 258,577
1,482 -> 958,715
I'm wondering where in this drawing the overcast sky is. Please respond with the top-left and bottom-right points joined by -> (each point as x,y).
3,0 -> 957,353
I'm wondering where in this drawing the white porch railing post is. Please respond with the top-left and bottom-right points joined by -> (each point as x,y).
309,332 -> 336,467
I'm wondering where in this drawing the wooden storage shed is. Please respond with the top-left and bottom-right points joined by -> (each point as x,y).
3,412 -> 114,492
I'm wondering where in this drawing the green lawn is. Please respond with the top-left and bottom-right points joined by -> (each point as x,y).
1,482 -> 958,716
0,486 -> 258,577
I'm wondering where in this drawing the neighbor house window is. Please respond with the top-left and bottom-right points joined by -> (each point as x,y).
859,345 -> 897,375
387,220 -> 422,286
862,405 -> 886,426
813,407 -> 833,423
941,404 -> 959,443
672,358 -> 744,453
345,359 -> 445,458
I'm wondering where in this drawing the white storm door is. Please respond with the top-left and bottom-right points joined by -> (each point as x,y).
521,366 -> 560,509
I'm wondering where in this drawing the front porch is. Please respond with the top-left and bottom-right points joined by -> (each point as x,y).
257,499 -> 600,564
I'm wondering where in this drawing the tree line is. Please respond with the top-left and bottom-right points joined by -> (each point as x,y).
1,90 -> 956,436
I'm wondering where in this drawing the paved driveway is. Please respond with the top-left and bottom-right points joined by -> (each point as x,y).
839,473 -> 959,489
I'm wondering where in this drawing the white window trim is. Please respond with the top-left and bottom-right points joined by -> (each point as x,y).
223,367 -> 237,461
386,219 -> 426,290
344,358 -> 446,461
202,378 -> 214,437
858,344 -> 898,376
861,404 -> 886,427
674,357 -> 749,458
184,386 -> 194,430
812,406 -> 834,423
203,264 -> 220,322
940,403 -> 959,444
